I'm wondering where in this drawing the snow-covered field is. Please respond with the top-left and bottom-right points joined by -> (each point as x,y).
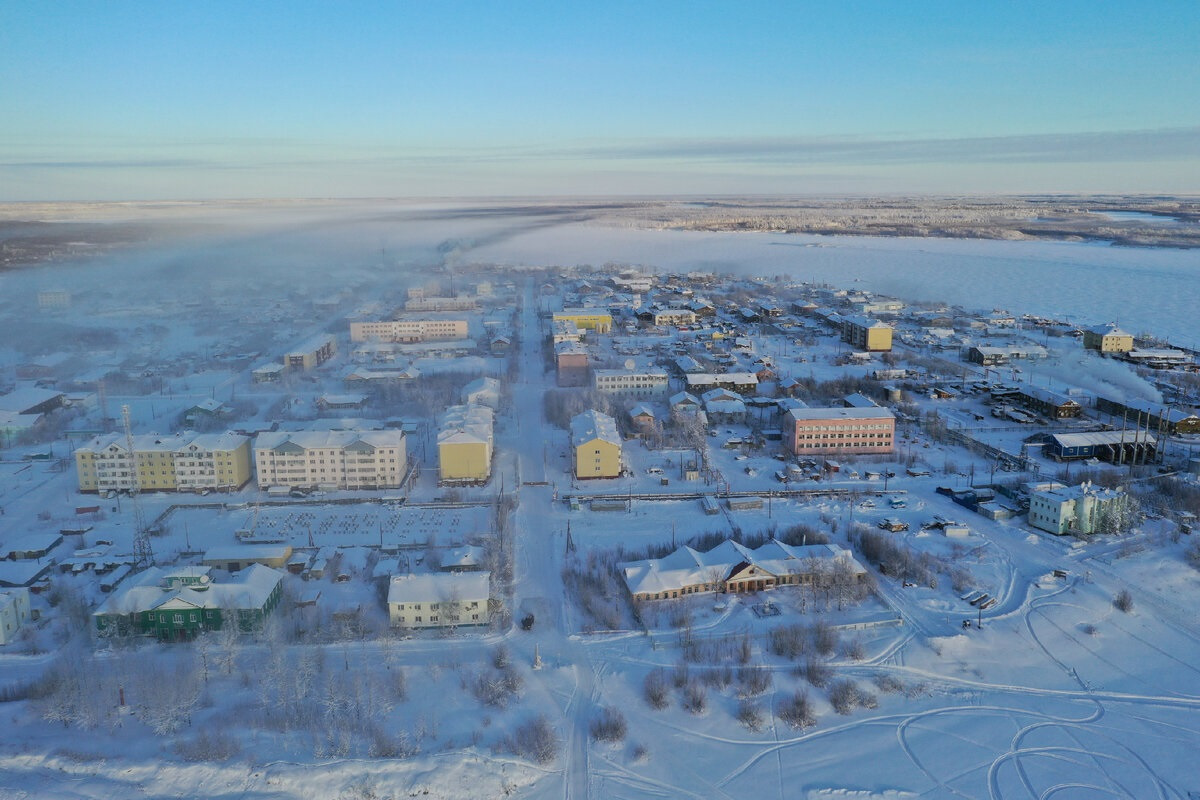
1,209 -> 1199,798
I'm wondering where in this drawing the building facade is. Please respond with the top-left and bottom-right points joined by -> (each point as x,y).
571,409 -> 622,479
553,308 -> 613,333
786,407 -> 896,455
253,430 -> 407,490
593,369 -> 670,399
75,431 -> 253,494
286,334 -> 337,370
1083,324 -> 1134,354
438,404 -> 494,483
349,318 -> 469,343
388,572 -> 490,629
841,315 -> 894,351
0,588 -> 31,645
1028,482 -> 1127,535
93,564 -> 284,640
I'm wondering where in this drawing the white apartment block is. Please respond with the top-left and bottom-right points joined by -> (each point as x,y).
254,430 -> 407,491
593,369 -> 670,399
349,318 -> 469,343
388,572 -> 490,629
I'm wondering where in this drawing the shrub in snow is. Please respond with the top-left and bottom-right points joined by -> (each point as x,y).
737,699 -> 765,732
828,678 -> 877,715
643,669 -> 670,710
511,715 -> 558,765
736,665 -> 772,698
801,658 -> 831,689
1113,589 -> 1134,613
682,680 -> 707,714
589,707 -> 627,743
777,690 -> 816,730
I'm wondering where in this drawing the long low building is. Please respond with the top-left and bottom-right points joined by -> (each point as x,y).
786,406 -> 895,455
93,564 -> 284,640
1096,396 -> 1200,435
684,372 -> 759,394
254,429 -> 407,490
553,308 -> 613,333
621,539 -> 867,601
1045,430 -> 1157,464
75,431 -> 253,494
349,318 -> 469,343
593,369 -> 670,399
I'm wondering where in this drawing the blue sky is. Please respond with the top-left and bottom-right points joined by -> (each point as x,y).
1,1 -> 1198,199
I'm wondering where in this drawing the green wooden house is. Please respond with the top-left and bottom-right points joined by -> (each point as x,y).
94,564 -> 284,641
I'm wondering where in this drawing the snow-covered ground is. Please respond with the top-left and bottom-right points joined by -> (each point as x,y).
0,211 -> 1199,798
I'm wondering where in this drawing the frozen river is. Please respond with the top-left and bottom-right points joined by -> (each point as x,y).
469,222 -> 1199,347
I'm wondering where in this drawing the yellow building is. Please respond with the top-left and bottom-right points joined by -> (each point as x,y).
571,409 -> 622,479
841,315 -> 893,352
1083,324 -> 1134,354
438,404 -> 494,483
75,432 -> 252,494
554,308 -> 613,334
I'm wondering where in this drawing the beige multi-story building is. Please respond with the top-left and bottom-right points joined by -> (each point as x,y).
349,318 -> 469,343
388,572 -> 490,629
554,308 -> 613,333
253,430 -> 407,490
286,333 -> 337,370
1083,323 -> 1134,354
438,404 -> 494,483
75,432 -> 253,494
786,407 -> 895,455
571,409 -> 622,479
648,308 -> 697,327
593,369 -> 670,399
841,315 -> 893,351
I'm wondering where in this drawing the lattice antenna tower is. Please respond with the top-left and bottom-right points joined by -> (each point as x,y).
122,405 -> 154,568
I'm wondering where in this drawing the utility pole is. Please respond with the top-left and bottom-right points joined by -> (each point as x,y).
123,405 -> 154,569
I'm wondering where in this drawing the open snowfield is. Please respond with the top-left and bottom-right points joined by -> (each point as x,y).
1,207 -> 1199,798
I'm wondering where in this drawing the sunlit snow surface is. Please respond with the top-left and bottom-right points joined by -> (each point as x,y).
1,208 -> 1198,799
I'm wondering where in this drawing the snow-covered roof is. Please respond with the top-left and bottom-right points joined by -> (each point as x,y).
462,377 -> 500,407
670,391 -> 701,408
438,404 -> 494,446
255,429 -> 405,452
1087,323 -> 1132,337
787,406 -> 895,422
620,539 -> 865,597
442,546 -> 486,570
93,564 -> 284,616
571,409 -> 621,448
387,571 -> 490,604
0,386 -> 64,414
1051,431 -> 1157,448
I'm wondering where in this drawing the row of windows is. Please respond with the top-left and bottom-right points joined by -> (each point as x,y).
796,441 -> 892,448
796,432 -> 891,440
